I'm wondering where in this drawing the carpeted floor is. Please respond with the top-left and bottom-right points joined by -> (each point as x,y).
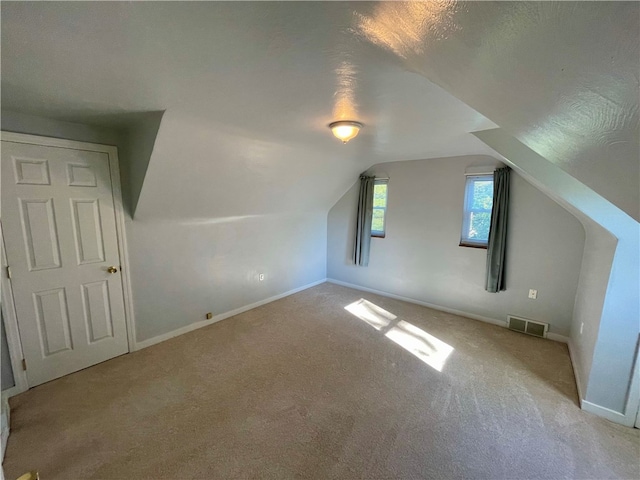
3,283 -> 639,479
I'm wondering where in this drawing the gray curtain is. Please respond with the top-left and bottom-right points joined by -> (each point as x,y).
353,175 -> 375,266
485,167 -> 510,292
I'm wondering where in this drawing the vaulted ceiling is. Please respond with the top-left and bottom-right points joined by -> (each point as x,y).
2,2 -> 637,220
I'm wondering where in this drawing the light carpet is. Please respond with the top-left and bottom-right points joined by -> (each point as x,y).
4,283 -> 639,479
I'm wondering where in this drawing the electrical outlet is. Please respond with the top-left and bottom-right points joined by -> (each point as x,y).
259,273 -> 265,281
206,312 -> 213,320
528,289 -> 538,299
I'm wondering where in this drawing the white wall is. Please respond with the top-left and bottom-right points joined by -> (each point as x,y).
327,155 -> 585,337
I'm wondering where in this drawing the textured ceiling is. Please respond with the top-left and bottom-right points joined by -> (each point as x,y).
2,2 -> 637,220
348,1 -> 639,220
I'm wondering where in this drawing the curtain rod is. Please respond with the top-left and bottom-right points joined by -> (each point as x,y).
464,170 -> 494,176
360,174 -> 390,180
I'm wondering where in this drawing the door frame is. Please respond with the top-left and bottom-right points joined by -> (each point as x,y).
1,132 -> 136,396
1,220 -> 28,396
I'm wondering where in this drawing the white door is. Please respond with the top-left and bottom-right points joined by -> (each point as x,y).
1,140 -> 129,387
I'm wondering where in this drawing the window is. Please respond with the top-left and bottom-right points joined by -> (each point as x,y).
460,174 -> 493,248
371,179 -> 388,237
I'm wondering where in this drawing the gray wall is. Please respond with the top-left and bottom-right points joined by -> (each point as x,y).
569,219 -> 616,395
327,155 -> 585,337
117,112 -> 164,217
129,214 -> 326,342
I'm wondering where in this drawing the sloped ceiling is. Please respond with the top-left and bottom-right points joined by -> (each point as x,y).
2,2 -> 637,221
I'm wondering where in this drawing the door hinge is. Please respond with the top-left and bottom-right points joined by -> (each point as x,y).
21,358 -> 27,371
5,266 -> 11,279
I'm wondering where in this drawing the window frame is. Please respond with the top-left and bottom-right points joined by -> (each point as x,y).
371,178 -> 388,238
459,174 -> 493,249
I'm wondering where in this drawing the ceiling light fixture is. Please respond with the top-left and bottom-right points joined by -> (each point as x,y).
329,120 -> 363,144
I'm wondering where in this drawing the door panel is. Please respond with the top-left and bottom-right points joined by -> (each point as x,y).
67,163 -> 97,187
33,287 -> 73,356
81,280 -> 114,343
13,157 -> 51,185
70,199 -> 105,265
2,141 -> 128,387
19,198 -> 62,271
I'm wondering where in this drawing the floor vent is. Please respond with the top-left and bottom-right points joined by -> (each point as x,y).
507,315 -> 548,338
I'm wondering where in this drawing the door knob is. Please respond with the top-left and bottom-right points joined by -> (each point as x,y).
107,266 -> 119,274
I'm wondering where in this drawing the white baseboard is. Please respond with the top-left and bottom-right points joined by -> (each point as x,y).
547,332 -> 570,343
329,278 -> 514,326
327,279 -> 575,345
134,278 -> 327,351
581,400 -> 635,427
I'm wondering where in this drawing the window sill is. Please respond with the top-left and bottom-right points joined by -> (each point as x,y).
372,233 -> 386,238
459,242 -> 487,249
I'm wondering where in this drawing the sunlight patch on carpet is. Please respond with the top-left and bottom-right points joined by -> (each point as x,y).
385,320 -> 453,372
344,298 -> 397,330
345,298 -> 453,372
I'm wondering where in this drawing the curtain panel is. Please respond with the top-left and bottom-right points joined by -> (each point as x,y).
353,175 -> 375,266
485,167 -> 510,292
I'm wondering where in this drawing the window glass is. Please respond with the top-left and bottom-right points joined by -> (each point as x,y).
372,180 -> 388,237
460,175 -> 493,247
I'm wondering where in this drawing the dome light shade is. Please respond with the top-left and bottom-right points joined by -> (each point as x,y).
329,121 -> 363,143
